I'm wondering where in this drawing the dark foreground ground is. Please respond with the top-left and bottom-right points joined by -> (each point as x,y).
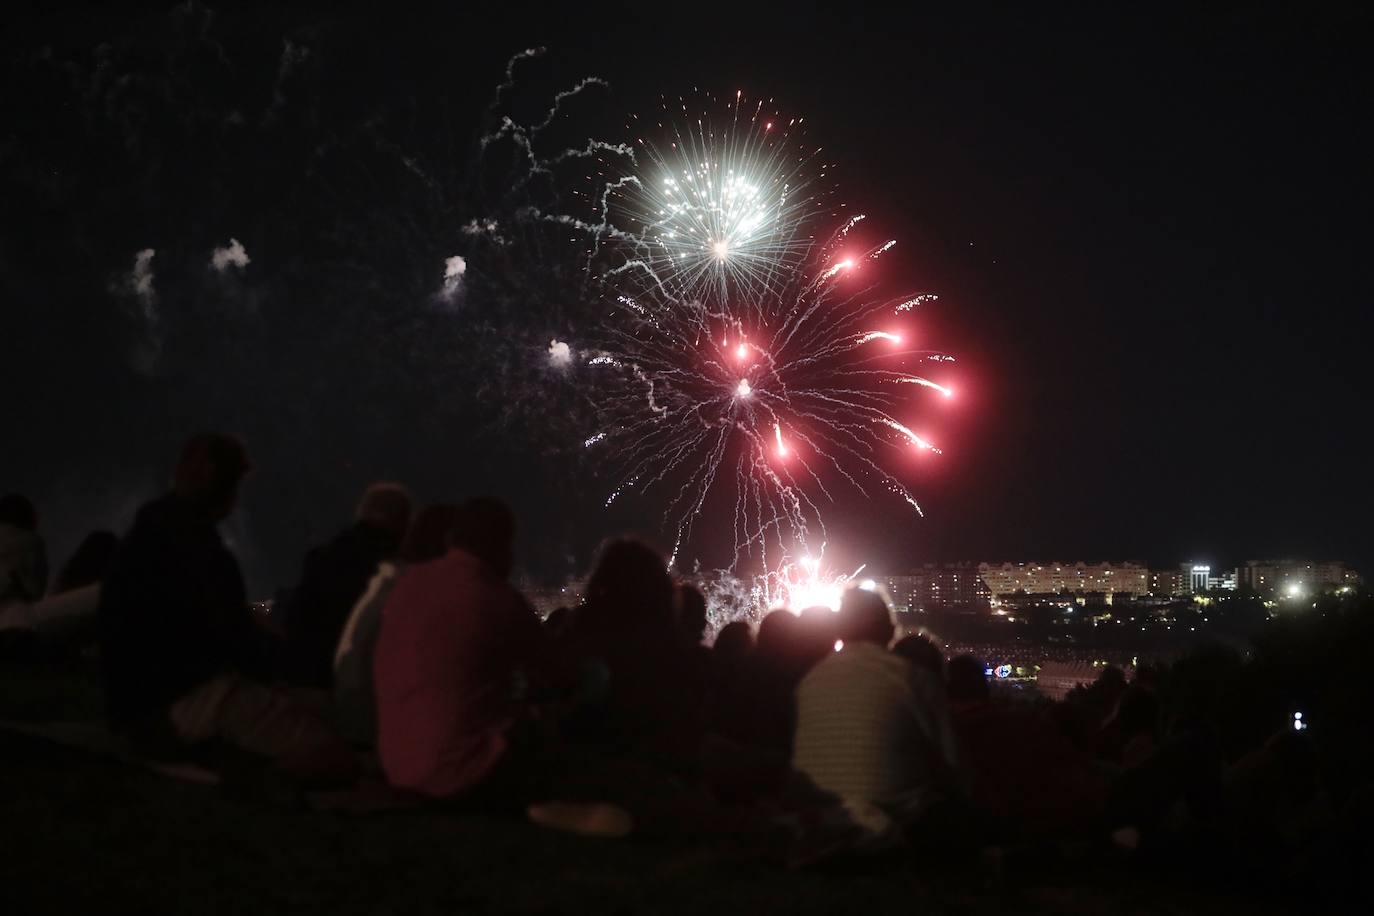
0,659 -> 1316,915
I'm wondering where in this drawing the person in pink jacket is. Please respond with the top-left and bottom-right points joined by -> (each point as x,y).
374,498 -> 545,799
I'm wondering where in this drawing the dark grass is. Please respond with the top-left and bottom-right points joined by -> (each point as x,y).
0,659 -> 1300,914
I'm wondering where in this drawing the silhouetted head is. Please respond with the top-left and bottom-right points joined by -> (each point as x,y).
584,538 -> 674,630
400,503 -> 459,563
1111,685 -> 1160,739
893,632 -> 944,677
53,530 -> 119,594
1263,728 -> 1319,805
947,655 -> 989,703
355,482 -> 413,553
449,497 -> 517,580
0,493 -> 38,531
673,582 -> 709,644
754,609 -> 798,662
797,605 -> 841,656
713,620 -> 754,664
1095,665 -> 1128,699
1101,664 -> 1128,684
172,433 -> 251,521
836,587 -> 895,647
754,608 -> 834,684
797,606 -> 838,633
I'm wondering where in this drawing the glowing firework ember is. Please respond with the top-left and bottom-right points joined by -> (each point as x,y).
587,223 -> 954,568
609,91 -> 836,303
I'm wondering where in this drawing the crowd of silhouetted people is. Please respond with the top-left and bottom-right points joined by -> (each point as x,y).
2,432 -> 1370,887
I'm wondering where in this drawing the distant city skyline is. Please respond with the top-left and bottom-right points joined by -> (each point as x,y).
873,557 -> 1361,614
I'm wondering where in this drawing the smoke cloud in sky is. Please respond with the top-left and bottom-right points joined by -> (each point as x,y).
128,248 -> 157,308
262,39 -> 311,126
210,237 -> 250,272
438,254 -> 467,303
548,338 -> 572,368
113,248 -> 161,372
462,218 -> 506,246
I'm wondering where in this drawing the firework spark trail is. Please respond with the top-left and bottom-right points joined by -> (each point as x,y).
877,418 -> 941,453
532,77 -> 611,132
891,376 -> 954,397
480,95 -> 630,193
896,294 -> 939,312
837,214 -> 866,237
462,54 -> 637,284
485,47 -> 546,123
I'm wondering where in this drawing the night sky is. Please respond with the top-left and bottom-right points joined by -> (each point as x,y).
4,3 -> 1371,595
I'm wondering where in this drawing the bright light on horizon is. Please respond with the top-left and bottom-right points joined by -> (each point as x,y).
778,555 -> 867,612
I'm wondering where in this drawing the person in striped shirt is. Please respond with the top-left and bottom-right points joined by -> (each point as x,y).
791,588 -> 965,839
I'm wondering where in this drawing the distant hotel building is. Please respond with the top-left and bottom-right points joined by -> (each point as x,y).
1149,568 -> 1186,597
1208,568 -> 1239,591
1237,560 -> 1359,595
977,561 -> 1149,603
1187,565 -> 1212,593
881,563 -> 991,612
1167,564 -> 1237,595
